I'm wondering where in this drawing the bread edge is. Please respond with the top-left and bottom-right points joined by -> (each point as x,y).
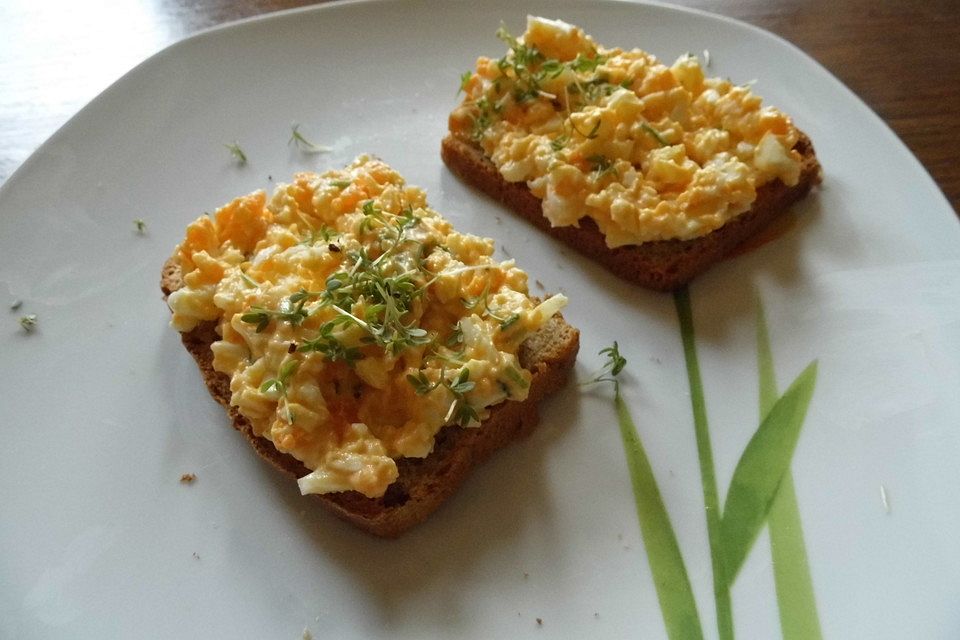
161,259 -> 579,537
441,133 -> 822,291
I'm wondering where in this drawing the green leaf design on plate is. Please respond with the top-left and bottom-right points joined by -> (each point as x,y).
614,390 -> 704,640
621,292 -> 822,639
769,474 -> 823,639
719,360 -> 819,582
758,302 -> 824,639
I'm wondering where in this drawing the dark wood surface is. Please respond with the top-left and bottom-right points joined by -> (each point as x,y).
1,0 -> 957,213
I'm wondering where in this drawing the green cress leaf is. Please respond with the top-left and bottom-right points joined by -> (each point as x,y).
586,154 -> 617,180
503,365 -> 529,390
719,360 -> 819,582
449,368 -> 475,395
571,117 -> 602,139
224,141 -> 247,165
458,70 -> 473,95
569,52 -> 606,73
278,359 -> 300,382
455,401 -> 479,426
641,123 -> 669,147
499,313 -> 520,331
241,309 -> 271,333
550,134 -> 569,152
406,372 -> 435,395
239,272 -> 260,288
599,342 -> 626,376
288,124 -> 329,154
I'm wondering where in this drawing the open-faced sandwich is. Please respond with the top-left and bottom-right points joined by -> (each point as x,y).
442,16 -> 822,290
162,155 -> 579,537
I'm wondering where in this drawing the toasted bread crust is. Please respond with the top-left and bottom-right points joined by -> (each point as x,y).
441,134 -> 821,291
162,260 -> 579,537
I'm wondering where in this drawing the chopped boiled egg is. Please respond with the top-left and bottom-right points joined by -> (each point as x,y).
168,155 -> 567,498
450,17 -> 803,246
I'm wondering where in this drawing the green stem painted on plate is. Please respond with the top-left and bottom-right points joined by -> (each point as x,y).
758,302 -> 824,640
614,387 -> 704,640
674,287 -> 734,640
756,301 -> 778,416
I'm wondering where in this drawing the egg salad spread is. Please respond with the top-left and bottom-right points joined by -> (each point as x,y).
167,155 -> 567,498
449,17 -> 804,247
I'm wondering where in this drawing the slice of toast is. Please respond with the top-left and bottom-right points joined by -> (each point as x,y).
161,259 -> 579,538
441,133 -> 821,291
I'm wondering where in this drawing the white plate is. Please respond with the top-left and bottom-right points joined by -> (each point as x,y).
2,1 -> 959,638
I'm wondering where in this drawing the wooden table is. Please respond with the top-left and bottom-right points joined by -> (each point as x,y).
2,0 -> 957,213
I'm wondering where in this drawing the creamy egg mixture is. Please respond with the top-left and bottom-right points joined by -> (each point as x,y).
449,16 -> 804,246
168,155 -> 566,498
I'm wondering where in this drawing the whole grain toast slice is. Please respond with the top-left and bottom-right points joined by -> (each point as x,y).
441,133 -> 822,291
161,259 -> 579,538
